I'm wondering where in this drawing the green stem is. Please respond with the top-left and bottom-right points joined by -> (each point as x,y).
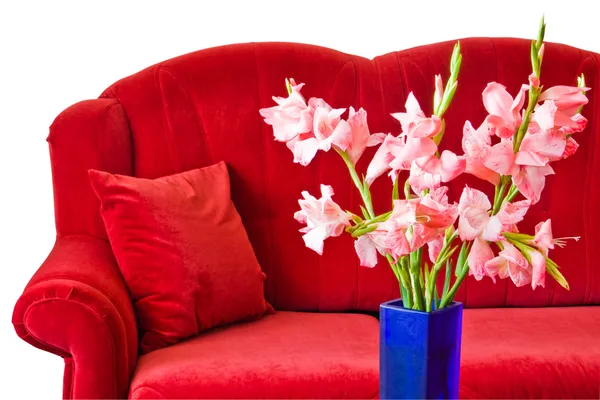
337,149 -> 375,219
492,176 -> 510,215
439,266 -> 468,308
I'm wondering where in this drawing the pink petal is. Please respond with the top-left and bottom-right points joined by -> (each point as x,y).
496,200 -> 531,227
483,82 -> 514,124
483,140 -> 517,175
434,74 -> 444,109
289,136 -> 320,166
508,262 -> 532,287
512,164 -> 554,204
511,84 -> 529,122
367,132 -> 387,147
499,241 -> 529,269
465,158 -> 501,185
518,130 -> 566,163
408,161 -> 441,192
468,237 -> 495,281
439,150 -> 466,182
327,119 -> 352,151
427,234 -> 444,264
533,219 -> 554,254
481,215 -> 503,242
354,235 -> 379,268
532,100 -> 557,131
514,150 -> 549,167
561,136 -> 579,159
459,186 -> 492,214
365,134 -> 398,185
301,226 -> 327,255
410,116 -> 443,138
389,136 -> 437,171
485,256 -> 509,283
529,249 -> 546,290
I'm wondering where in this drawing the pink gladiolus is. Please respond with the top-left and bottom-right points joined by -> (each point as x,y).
312,106 -> 352,152
532,99 -> 588,133
365,134 -> 437,186
294,185 -> 352,255
483,82 -> 528,139
483,135 -> 559,204
462,121 -> 500,185
530,219 -> 580,256
391,93 -> 443,138
484,241 -> 530,286
468,237 -> 495,280
562,136 -> 579,159
427,234 -> 445,264
346,107 -> 386,164
539,85 -> 589,121
527,248 -> 547,290
410,188 -> 459,253
458,186 -> 502,242
409,151 -> 466,192
259,79 -> 312,142
496,200 -> 531,233
355,199 -> 419,266
434,75 -> 444,111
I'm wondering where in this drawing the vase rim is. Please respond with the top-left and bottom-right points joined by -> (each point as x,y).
380,298 -> 463,315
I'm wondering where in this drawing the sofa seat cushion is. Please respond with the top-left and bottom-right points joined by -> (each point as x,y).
461,306 -> 600,399
129,311 -> 380,399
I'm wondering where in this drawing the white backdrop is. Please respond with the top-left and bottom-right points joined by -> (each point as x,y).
1,0 -> 599,397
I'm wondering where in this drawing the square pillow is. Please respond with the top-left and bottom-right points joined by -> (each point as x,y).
88,161 -> 272,353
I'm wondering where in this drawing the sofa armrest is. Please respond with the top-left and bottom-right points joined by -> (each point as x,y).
13,236 -> 138,399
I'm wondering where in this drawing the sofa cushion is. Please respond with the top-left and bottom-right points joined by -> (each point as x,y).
461,306 -> 600,399
128,312 -> 380,399
88,162 -> 271,354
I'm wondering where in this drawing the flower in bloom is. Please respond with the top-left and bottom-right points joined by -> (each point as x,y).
483,135 -> 559,204
457,187 -> 529,280
484,241 -> 531,286
391,93 -> 443,138
294,185 -> 352,255
345,107 -> 386,164
482,82 -> 529,138
529,218 -> 580,256
259,79 -> 312,142
538,85 -> 589,129
408,150 -> 466,192
354,199 -> 418,267
461,120 -> 500,185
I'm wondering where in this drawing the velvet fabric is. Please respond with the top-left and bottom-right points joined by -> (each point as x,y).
129,312 -> 380,399
12,38 -> 600,399
89,163 -> 271,353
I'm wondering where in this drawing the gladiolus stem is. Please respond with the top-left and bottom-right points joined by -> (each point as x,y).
337,149 -> 376,219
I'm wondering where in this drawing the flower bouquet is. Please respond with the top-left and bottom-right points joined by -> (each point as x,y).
260,18 -> 589,399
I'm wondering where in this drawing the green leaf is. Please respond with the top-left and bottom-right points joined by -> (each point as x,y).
456,241 -> 471,277
443,259 -> 452,299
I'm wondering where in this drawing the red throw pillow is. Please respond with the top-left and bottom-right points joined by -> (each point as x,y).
88,161 -> 272,353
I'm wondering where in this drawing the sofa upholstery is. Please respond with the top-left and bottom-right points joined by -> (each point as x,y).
12,38 -> 600,399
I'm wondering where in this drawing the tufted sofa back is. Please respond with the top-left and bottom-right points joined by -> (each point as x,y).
84,39 -> 600,311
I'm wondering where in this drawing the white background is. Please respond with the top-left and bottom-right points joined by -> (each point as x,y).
1,0 -> 598,397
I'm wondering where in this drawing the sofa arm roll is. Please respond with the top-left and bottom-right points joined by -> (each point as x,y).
13,236 -> 138,399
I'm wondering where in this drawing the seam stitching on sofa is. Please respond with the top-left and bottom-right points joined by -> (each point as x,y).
21,296 -> 119,398
159,65 -> 215,164
253,43 -> 277,308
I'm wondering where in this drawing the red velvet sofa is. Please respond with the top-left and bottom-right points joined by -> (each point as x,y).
12,38 -> 600,399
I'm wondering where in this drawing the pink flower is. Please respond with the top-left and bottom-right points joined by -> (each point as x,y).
354,199 -> 418,266
495,200 -> 530,233
483,82 -> 529,139
483,135 -> 559,204
365,134 -> 437,186
410,187 -> 459,254
312,106 -> 352,152
345,107 -> 386,164
529,219 -> 580,256
527,248 -> 547,290
484,241 -> 531,286
462,121 -> 500,185
434,74 -> 444,111
457,186 -> 502,242
259,80 -> 313,142
468,237 -> 495,280
392,93 -> 443,138
562,136 -> 579,159
294,185 -> 352,255
538,85 -> 589,127
532,99 -> 588,134
408,151 -> 466,192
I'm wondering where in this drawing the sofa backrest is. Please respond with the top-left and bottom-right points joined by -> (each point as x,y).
97,38 -> 600,310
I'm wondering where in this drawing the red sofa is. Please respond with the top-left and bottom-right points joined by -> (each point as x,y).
12,38 -> 600,399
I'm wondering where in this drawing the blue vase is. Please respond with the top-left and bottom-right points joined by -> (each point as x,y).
379,299 -> 463,399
